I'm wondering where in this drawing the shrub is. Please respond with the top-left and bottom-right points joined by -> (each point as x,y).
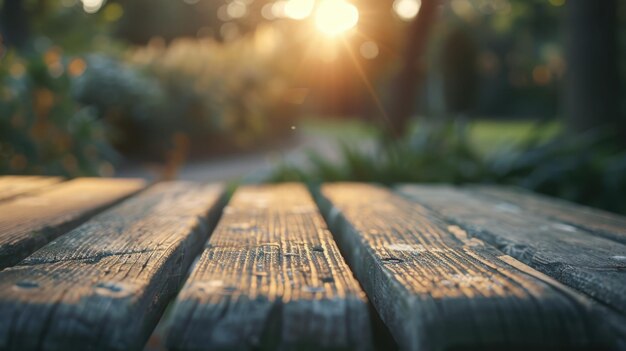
72,27 -> 300,160
71,54 -> 170,159
0,50 -> 116,176
270,120 -> 626,214
129,30 -> 298,152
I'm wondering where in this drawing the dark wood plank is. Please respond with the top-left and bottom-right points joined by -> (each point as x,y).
0,181 -> 225,351
397,185 -> 626,316
0,176 -> 63,201
167,183 -> 371,351
316,183 -> 616,350
470,185 -> 626,244
0,178 -> 146,269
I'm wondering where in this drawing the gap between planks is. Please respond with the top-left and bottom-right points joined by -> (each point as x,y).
166,183 -> 372,351
315,183 -> 619,351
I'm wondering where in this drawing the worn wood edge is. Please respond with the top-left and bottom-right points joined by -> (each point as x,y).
316,183 -> 620,351
165,183 -> 372,351
127,184 -> 229,351
0,182 -> 227,351
498,255 -> 626,350
0,178 -> 148,270
395,184 -> 626,349
467,185 -> 626,245
0,176 -> 65,202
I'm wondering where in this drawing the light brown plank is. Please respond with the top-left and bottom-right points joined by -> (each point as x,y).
167,183 -> 371,351
397,184 -> 626,316
317,183 -> 616,350
470,185 -> 626,244
0,177 -> 146,269
0,181 -> 225,351
0,176 -> 63,201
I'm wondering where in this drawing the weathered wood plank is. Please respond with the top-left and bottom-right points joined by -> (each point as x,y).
317,183 -> 615,350
470,185 -> 626,244
0,176 -> 63,201
397,185 -> 626,316
0,178 -> 146,269
167,183 -> 371,351
0,181 -> 225,351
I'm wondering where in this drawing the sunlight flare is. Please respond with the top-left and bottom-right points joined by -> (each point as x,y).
314,0 -> 359,37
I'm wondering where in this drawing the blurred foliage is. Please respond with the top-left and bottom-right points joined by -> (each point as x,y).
0,50 -> 116,176
71,28 -> 299,160
0,0 -> 122,54
270,121 -> 626,214
71,53 -> 169,159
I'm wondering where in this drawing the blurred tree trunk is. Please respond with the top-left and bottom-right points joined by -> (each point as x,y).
0,0 -> 30,50
389,0 -> 439,137
442,27 -> 478,116
564,0 -> 622,137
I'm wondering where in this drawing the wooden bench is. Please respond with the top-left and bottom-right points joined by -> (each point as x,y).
0,176 -> 624,350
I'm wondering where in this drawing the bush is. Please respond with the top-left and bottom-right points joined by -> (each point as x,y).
270,120 -> 626,214
0,50 -> 116,176
73,27 -> 300,160
71,54 -> 170,159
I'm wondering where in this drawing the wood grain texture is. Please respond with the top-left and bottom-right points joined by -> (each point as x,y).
397,185 -> 626,316
316,183 -> 614,351
0,176 -> 63,201
0,178 -> 146,269
470,185 -> 626,244
167,183 -> 371,351
0,181 -> 225,351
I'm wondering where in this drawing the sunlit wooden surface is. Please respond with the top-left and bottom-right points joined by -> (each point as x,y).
0,177 -> 624,350
168,184 -> 370,350
0,176 -> 63,202
0,178 -> 146,269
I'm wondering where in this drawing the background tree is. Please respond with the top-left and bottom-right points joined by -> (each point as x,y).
0,0 -> 30,50
564,0 -> 622,140
389,0 -> 439,137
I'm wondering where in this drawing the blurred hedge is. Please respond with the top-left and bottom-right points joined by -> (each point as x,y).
73,27 -> 299,161
1,25 -> 301,176
0,50 -> 116,176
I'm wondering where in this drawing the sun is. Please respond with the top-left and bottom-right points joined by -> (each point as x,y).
314,0 -> 359,37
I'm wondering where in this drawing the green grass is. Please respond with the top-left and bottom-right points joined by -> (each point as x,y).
467,119 -> 562,155
300,116 -> 562,156
299,116 -> 381,140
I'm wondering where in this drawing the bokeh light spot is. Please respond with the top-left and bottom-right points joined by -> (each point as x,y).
81,0 -> 104,13
393,0 -> 420,21
359,41 -> 379,59
549,0 -> 566,7
284,0 -> 315,20
227,1 -> 247,19
103,3 -> 124,22
532,65 -> 552,85
68,58 -> 87,77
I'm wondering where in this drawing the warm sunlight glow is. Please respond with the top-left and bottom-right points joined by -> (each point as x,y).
81,0 -> 104,13
393,0 -> 420,21
314,0 -> 359,37
284,0 -> 315,20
